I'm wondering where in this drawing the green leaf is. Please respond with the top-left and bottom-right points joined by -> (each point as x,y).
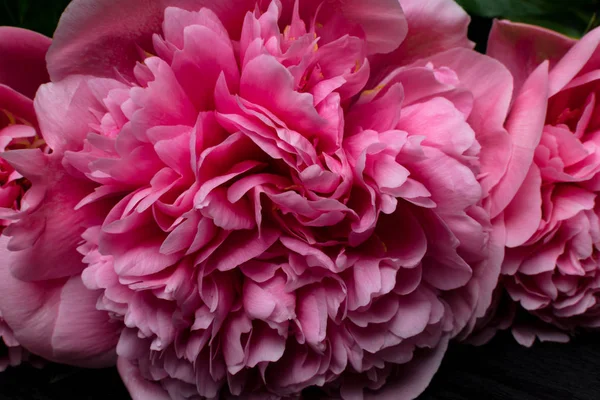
0,0 -> 71,37
455,0 -> 600,38
456,0 -> 598,18
17,0 -> 30,24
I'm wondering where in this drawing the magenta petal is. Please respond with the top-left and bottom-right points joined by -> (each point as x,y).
283,0 -> 407,55
240,54 -> 325,134
487,20 -> 575,96
0,86 -> 37,130
0,27 -> 51,98
46,0 -> 256,80
3,155 -> 105,281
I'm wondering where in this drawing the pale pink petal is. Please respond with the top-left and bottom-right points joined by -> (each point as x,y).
503,164 -> 541,247
0,239 -> 118,367
118,357 -> 172,400
487,62 -> 549,217
35,76 -> 126,155
370,0 -> 472,76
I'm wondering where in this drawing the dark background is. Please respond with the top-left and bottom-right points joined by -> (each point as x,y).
1,0 -> 600,399
1,331 -> 599,399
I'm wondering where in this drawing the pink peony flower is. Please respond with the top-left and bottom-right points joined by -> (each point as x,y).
2,1 -> 546,398
487,22 -> 600,345
0,28 -> 121,367
0,27 -> 52,370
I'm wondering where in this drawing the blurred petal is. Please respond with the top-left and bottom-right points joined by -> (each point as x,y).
0,27 -> 51,98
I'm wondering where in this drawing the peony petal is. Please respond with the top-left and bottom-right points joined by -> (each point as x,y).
51,275 -> 120,366
0,239 -> 118,367
3,154 -> 107,281
487,20 -> 575,96
331,0 -> 407,55
282,0 -> 407,55
487,62 -> 549,217
425,48 -> 513,137
0,85 -> 37,128
388,291 -> 432,339
370,0 -> 472,77
503,164 -> 542,248
118,357 -> 172,400
46,0 -> 256,80
0,27 -> 51,98
240,54 -> 326,134
35,76 -> 127,155
397,97 -> 476,157
547,26 -> 600,96
170,24 -> 240,110
364,336 -> 449,400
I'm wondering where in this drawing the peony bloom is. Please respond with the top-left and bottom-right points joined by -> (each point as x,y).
3,0 -> 546,398
0,27 -> 52,370
0,28 -> 121,367
487,22 -> 600,345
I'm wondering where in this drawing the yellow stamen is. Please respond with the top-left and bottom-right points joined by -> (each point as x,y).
283,184 -> 302,191
361,84 -> 385,97
31,138 -> 46,149
1,110 -> 16,126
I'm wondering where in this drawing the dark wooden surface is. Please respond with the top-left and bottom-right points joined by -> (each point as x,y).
421,332 -> 600,400
1,331 -> 599,399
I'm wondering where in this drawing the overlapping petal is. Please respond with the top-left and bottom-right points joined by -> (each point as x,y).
485,23 -> 600,340
1,0 -> 541,398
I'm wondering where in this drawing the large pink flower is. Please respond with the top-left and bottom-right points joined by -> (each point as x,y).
0,27 -> 52,370
487,22 -> 600,345
0,28 -> 120,367
2,0 -> 546,398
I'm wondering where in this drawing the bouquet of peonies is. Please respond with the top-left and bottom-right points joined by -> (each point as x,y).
1,0 -> 599,398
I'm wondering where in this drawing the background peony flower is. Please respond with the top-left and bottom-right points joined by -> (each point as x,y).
0,26 -> 52,370
4,0 -> 545,399
0,27 -> 121,367
486,21 -> 600,345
